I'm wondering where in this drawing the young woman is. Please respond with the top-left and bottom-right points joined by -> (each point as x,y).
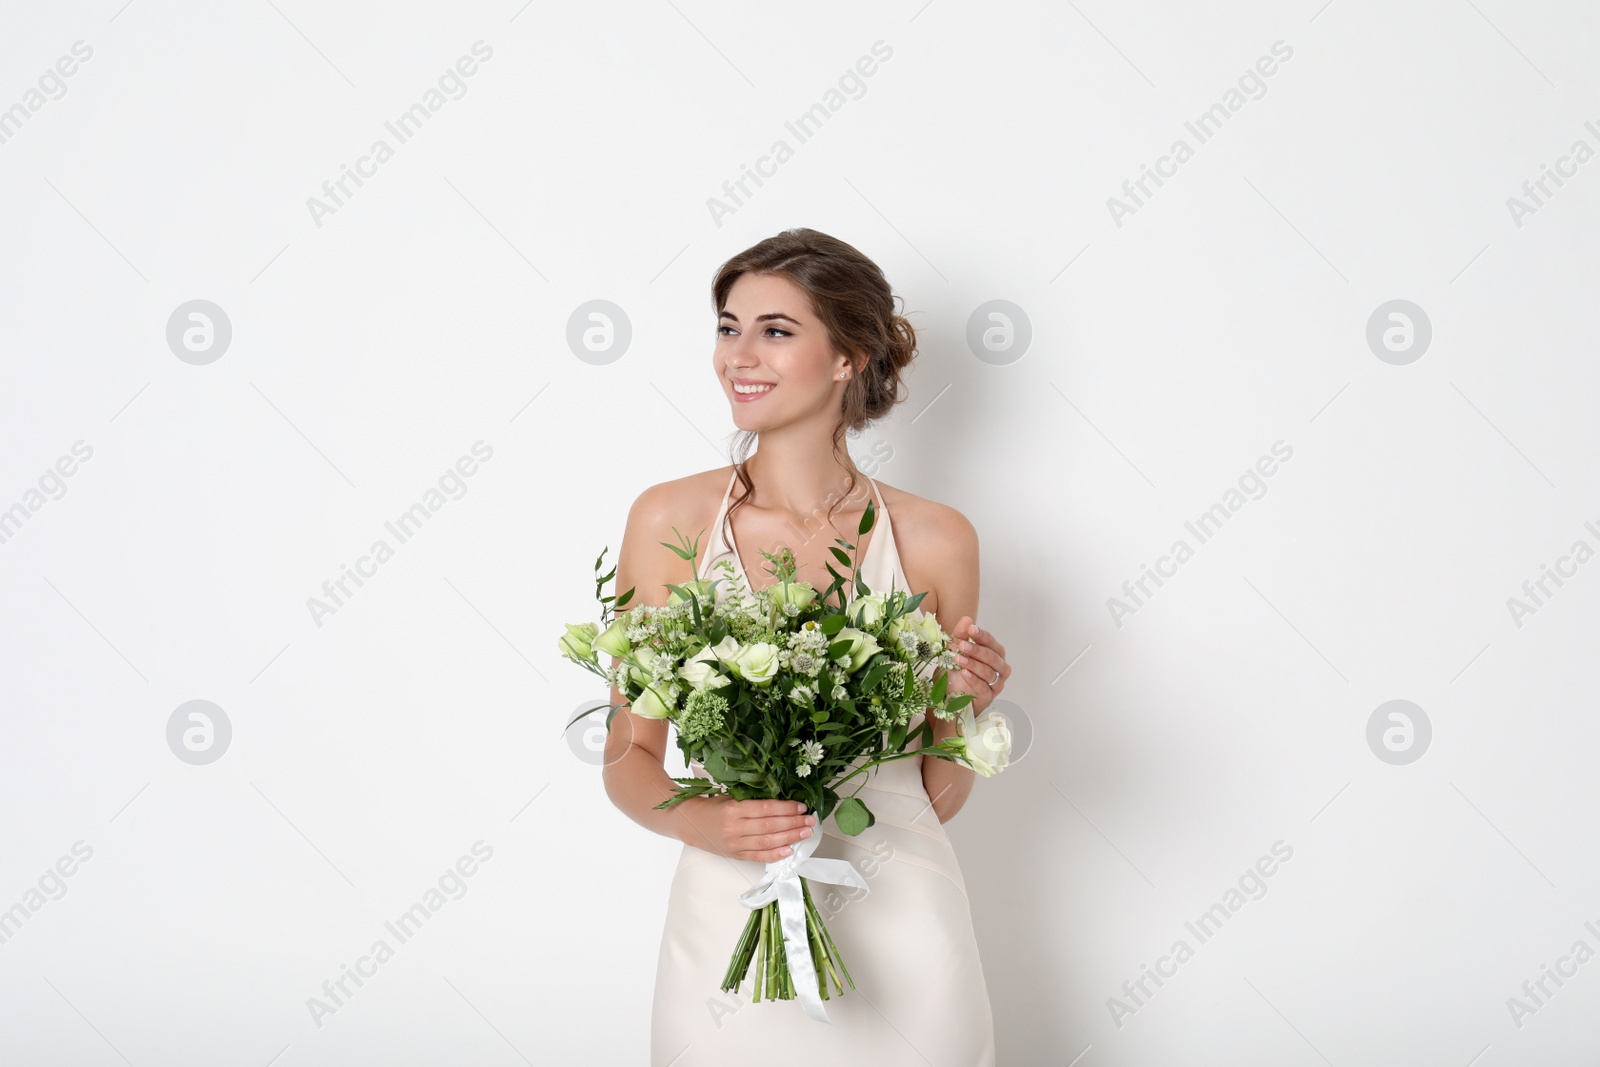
601,228 -> 1011,1065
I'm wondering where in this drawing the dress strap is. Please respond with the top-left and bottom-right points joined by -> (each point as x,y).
864,475 -> 906,594
699,468 -> 740,579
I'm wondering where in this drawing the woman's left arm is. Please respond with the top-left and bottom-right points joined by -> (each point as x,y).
922,511 -> 1011,823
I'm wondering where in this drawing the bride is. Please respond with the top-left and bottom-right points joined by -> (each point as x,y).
599,227 -> 1012,1065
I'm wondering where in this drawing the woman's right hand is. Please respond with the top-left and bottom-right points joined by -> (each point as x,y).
677,796 -> 820,862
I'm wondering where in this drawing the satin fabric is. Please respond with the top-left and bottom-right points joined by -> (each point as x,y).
650,468 -> 996,1065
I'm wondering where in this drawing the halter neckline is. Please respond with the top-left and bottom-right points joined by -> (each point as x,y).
700,466 -> 906,596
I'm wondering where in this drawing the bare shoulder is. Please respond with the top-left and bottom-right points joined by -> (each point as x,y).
874,480 -> 978,568
627,465 -> 732,528
875,480 -> 979,624
622,466 -> 735,580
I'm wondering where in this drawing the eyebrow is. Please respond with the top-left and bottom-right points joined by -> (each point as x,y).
718,310 -> 803,325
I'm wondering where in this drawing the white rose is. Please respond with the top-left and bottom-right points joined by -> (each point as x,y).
705,634 -> 743,665
558,621 -> 600,663
626,646 -> 661,688
850,592 -> 888,628
831,627 -> 882,673
764,581 -> 818,611
592,617 -> 630,659
955,707 -> 1012,776
632,684 -> 672,719
731,641 -> 781,686
912,610 -> 947,648
678,646 -> 732,691
887,609 -> 946,655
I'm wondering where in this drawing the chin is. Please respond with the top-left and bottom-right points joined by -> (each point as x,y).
731,410 -> 776,432
726,394 -> 778,430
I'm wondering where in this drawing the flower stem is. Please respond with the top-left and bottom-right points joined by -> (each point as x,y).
719,908 -> 761,993
755,903 -> 766,1000
718,885 -> 857,1006
800,879 -> 835,999
803,881 -> 855,993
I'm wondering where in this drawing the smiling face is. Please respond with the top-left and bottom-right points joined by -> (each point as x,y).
715,272 -> 855,432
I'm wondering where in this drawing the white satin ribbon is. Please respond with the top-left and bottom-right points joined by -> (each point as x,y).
737,827 -> 869,1022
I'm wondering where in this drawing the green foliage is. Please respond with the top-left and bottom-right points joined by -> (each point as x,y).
564,490 -> 977,837
858,659 -> 891,693
834,797 -> 875,836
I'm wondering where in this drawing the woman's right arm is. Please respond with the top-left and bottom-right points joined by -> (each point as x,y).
599,485 -> 818,862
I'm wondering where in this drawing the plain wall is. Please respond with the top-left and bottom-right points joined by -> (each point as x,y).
2,0 -> 1597,1063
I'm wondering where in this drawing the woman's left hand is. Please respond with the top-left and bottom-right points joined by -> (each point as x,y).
944,617 -> 1009,715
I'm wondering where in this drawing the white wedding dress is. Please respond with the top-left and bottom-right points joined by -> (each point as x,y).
650,468 -> 996,1065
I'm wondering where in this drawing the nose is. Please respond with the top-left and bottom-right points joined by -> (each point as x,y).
726,331 -> 760,369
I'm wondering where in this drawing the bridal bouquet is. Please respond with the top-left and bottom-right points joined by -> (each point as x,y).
557,496 -> 1012,1022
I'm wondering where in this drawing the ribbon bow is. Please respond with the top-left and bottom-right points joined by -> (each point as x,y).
737,826 -> 870,1022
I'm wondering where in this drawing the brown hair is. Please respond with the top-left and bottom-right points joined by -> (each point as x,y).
710,227 -> 919,562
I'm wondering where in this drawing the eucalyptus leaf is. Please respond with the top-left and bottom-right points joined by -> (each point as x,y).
834,797 -> 875,836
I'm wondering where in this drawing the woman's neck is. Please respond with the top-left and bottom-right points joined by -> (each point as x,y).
742,436 -> 867,515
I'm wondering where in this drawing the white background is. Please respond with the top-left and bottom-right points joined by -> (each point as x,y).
3,0 -> 1599,1063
